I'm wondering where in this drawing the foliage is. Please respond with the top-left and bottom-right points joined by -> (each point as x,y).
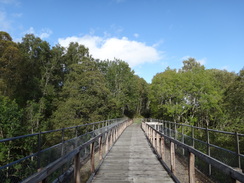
0,31 -> 243,181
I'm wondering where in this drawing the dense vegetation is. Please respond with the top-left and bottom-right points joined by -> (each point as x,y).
0,31 -> 149,140
0,30 -> 243,138
0,31 -> 243,182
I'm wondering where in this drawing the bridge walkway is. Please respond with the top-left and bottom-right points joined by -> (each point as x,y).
92,123 -> 174,183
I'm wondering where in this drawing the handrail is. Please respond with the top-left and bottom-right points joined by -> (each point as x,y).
142,122 -> 244,183
146,118 -> 244,135
21,119 -> 132,183
0,118 -> 124,143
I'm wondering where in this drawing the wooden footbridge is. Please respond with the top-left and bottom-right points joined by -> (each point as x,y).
92,123 -> 174,183
1,118 -> 244,183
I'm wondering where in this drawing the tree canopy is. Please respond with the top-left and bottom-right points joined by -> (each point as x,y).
0,31 -> 243,136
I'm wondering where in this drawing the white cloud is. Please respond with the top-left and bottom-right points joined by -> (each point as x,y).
39,28 -> 53,39
26,27 -> 35,34
58,35 -> 163,67
134,33 -> 139,38
24,27 -> 52,39
197,58 -> 207,65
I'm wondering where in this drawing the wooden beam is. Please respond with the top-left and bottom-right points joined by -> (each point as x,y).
99,136 -> 103,161
170,142 -> 175,174
161,136 -> 165,161
157,133 -> 160,154
189,152 -> 195,183
74,152 -> 81,183
90,142 -> 95,173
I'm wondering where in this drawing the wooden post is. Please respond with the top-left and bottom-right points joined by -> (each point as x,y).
90,142 -> 95,173
170,142 -> 175,174
74,152 -> 81,183
105,132 -> 109,153
231,168 -> 242,183
38,168 -> 47,183
157,133 -> 160,154
189,152 -> 195,183
99,136 -> 103,160
161,136 -> 165,161
153,130 -> 156,148
149,127 -> 151,142
113,128 -> 115,143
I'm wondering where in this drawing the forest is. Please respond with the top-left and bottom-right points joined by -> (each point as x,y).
0,30 -> 243,141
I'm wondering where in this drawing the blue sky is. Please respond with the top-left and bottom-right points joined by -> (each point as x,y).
1,0 -> 244,83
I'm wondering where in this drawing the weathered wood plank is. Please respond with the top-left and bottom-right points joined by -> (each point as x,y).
92,123 -> 174,183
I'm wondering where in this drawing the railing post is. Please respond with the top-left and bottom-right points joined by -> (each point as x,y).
206,127 -> 211,175
170,142 -> 175,174
189,152 -> 195,183
153,129 -> 156,148
105,132 -> 109,153
235,132 -> 241,169
157,133 -> 160,154
161,136 -> 165,161
74,152 -> 81,183
99,136 -> 103,160
90,141 -> 95,173
110,129 -> 113,147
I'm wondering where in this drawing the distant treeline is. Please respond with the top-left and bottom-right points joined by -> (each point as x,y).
0,31 -> 243,141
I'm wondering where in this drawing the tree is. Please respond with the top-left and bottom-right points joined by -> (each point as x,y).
98,59 -> 139,118
51,43 -> 110,128
150,58 -> 223,127
0,31 -> 23,99
0,95 -> 23,167
223,69 -> 244,132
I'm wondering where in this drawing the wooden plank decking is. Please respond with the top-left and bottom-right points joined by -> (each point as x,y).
92,123 -> 174,183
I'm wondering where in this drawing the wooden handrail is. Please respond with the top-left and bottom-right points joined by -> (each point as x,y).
142,122 -> 244,183
22,119 -> 132,183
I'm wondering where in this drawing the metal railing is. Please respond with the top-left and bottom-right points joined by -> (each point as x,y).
142,119 -> 244,183
0,118 -> 129,183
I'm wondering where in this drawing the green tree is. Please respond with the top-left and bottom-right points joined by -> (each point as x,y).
0,31 -> 23,99
51,43 -> 110,128
223,69 -> 244,132
0,95 -> 23,166
99,59 -> 138,118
